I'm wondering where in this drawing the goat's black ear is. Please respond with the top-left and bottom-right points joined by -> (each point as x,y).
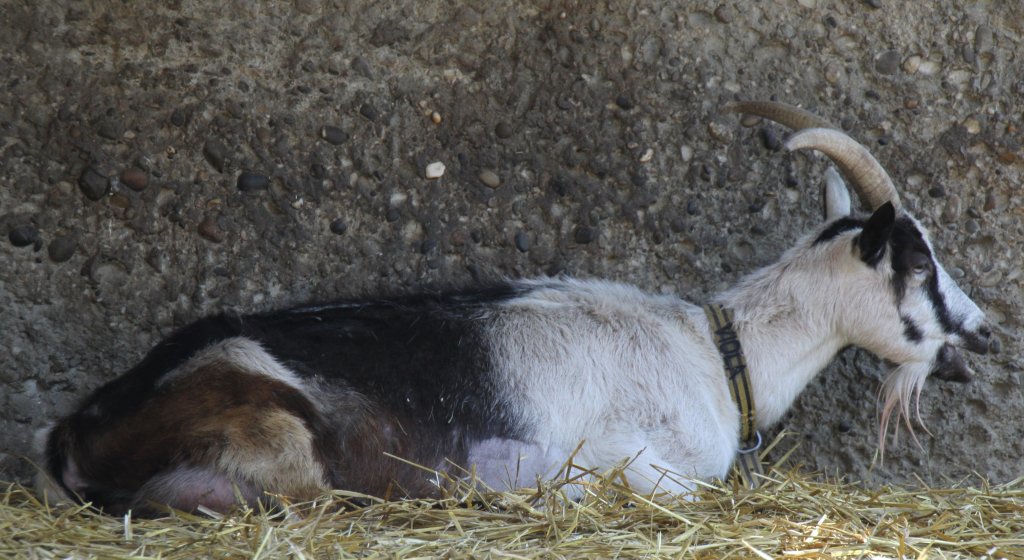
858,202 -> 896,266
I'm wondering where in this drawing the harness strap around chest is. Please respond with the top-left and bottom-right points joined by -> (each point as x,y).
703,303 -> 764,488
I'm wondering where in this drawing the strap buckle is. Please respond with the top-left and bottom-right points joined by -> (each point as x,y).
737,431 -> 763,455
735,431 -> 765,489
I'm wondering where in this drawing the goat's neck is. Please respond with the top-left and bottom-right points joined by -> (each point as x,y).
717,267 -> 847,429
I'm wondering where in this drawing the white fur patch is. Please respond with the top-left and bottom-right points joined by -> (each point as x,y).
32,422 -> 54,456
485,279 -> 738,488
31,422 -> 74,505
157,337 -> 306,392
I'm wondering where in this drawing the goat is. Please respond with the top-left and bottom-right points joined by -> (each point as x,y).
36,102 -> 991,516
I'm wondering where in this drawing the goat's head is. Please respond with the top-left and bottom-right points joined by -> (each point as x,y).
729,101 -> 991,443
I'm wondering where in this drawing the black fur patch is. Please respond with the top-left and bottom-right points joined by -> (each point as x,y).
49,282 -> 533,506
858,203 -> 897,268
813,217 -> 864,246
901,315 -> 924,343
888,217 -> 957,335
926,268 -> 957,334
235,283 -> 531,495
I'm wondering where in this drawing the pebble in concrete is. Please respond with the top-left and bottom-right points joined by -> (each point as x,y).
875,50 -> 901,75
425,162 -> 446,179
120,168 -> 149,191
574,226 -> 596,244
495,122 -> 513,139
48,236 -> 76,262
320,125 -> 349,145
78,167 -> 108,201
360,103 -> 380,121
8,225 -> 39,248
478,169 -> 500,188
237,171 -> 270,192
198,215 -> 225,243
514,231 -> 530,252
203,138 -> 228,172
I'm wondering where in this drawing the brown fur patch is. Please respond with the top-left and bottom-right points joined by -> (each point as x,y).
52,359 -> 486,511
320,403 -> 474,500
59,365 -> 328,513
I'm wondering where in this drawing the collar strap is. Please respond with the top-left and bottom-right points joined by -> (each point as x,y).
703,303 -> 764,487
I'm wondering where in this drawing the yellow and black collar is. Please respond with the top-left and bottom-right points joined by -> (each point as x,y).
703,303 -> 764,487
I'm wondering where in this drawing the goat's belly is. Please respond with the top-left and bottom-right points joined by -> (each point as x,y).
463,438 -> 569,491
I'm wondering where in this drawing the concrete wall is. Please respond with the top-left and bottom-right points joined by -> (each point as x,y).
2,0 -> 1021,486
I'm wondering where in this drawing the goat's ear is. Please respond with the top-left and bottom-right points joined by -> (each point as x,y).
858,201 -> 896,266
823,166 -> 852,221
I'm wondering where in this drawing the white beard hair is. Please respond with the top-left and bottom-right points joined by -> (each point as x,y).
877,361 -> 933,457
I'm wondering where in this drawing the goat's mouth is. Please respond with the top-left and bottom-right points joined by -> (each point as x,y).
930,344 -> 973,383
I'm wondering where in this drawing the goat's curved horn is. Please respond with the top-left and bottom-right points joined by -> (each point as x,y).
786,128 -> 901,211
723,101 -> 835,131
724,101 -> 902,211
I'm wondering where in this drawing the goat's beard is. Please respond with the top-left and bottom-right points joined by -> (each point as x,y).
878,362 -> 932,457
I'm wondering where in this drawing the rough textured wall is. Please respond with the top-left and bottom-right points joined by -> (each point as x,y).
1,0 -> 1021,487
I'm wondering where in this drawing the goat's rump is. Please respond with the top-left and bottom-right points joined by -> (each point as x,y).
42,284 -> 534,514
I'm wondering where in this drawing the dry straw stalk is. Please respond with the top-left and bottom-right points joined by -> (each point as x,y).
4,461 -> 1023,560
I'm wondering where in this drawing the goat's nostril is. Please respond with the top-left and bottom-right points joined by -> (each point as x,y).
965,325 -> 994,355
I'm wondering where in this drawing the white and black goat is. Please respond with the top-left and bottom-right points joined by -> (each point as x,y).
37,102 -> 991,515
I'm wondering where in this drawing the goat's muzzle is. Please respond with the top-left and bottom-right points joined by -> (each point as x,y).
931,344 -> 974,383
931,325 -> 991,383
962,325 -> 993,356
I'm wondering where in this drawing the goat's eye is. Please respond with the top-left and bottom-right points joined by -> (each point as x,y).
912,261 -> 932,276
907,252 -> 932,276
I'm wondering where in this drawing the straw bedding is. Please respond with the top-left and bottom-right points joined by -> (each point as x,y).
5,463 -> 1023,559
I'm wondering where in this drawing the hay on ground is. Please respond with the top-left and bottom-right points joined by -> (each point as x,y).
4,462 -> 1023,560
